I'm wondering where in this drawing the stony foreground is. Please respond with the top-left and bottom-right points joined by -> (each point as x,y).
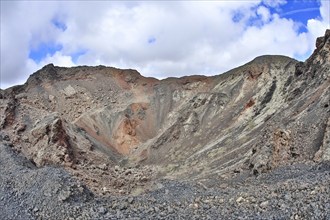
1,144 -> 329,220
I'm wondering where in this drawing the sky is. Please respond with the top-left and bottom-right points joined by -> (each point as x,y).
1,0 -> 329,89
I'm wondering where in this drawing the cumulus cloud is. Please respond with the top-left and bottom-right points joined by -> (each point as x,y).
257,6 -> 271,23
320,0 -> 330,29
0,1 -> 329,88
0,1 -> 61,88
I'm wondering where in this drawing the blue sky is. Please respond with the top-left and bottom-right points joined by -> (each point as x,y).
29,42 -> 63,63
1,0 -> 329,89
278,0 -> 321,31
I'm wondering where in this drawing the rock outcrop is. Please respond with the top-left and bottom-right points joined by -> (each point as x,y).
29,113 -> 73,166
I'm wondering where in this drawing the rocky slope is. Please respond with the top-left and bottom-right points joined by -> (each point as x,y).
0,30 -> 329,219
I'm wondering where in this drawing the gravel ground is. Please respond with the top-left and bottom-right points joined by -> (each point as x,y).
1,143 -> 329,220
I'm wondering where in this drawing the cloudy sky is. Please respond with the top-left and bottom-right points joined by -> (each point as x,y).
1,0 -> 329,89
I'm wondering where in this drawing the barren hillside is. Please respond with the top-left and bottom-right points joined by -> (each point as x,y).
0,30 -> 329,219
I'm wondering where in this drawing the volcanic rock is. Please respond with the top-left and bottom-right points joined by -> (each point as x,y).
0,29 -> 329,219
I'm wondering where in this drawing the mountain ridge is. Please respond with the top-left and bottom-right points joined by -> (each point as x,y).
0,29 -> 329,219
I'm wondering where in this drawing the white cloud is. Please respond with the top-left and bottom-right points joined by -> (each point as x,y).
320,0 -> 330,29
0,1 -> 61,88
303,0 -> 330,53
0,1 -> 329,89
40,52 -> 75,67
262,0 -> 287,8
257,6 -> 271,23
